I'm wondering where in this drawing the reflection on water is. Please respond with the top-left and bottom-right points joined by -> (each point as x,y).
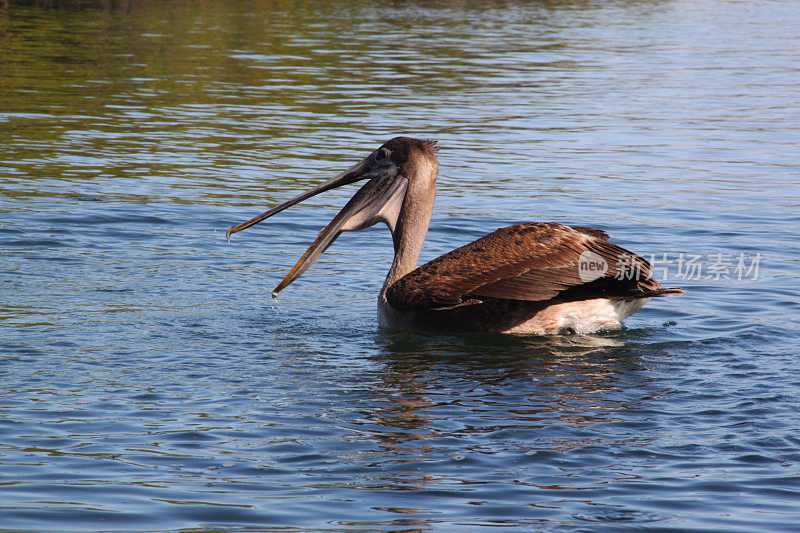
374,333 -> 649,449
2,0 -> 800,531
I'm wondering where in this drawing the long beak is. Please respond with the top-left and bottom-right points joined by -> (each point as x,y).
271,172 -> 407,296
226,155 -> 379,241
226,150 -> 407,297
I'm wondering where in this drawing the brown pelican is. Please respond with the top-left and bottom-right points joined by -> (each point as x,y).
226,137 -> 683,334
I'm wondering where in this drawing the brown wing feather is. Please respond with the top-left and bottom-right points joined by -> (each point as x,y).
386,222 -> 663,312
570,226 -> 610,240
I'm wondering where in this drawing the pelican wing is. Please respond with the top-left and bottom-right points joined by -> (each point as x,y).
386,222 -> 661,312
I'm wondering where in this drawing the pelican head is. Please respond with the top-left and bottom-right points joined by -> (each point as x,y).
226,137 -> 439,297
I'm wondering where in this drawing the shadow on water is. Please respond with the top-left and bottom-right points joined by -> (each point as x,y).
293,330 -> 680,529
365,329 -> 659,441
374,327 -> 641,375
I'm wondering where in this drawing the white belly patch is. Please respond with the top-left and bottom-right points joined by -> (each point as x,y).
506,298 -> 649,335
